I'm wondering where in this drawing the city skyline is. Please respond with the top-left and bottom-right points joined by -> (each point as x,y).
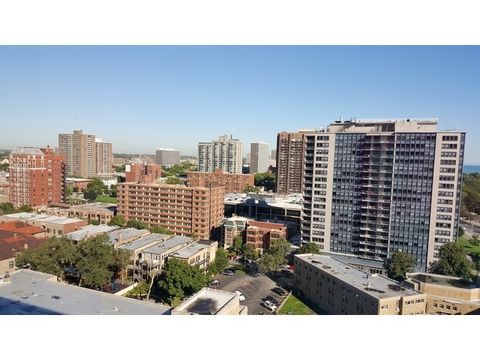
0,46 -> 479,163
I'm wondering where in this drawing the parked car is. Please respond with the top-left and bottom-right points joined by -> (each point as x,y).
262,295 -> 279,306
272,287 -> 288,297
235,291 -> 246,301
261,300 -> 277,312
223,269 -> 234,276
209,279 -> 220,287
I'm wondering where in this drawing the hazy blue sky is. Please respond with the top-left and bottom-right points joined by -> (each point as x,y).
0,46 -> 479,162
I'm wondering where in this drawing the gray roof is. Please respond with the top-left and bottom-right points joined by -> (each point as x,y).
174,288 -> 237,315
4,212 -> 85,225
171,241 -> 215,259
143,236 -> 193,255
295,254 -> 421,299
0,270 -> 170,315
325,252 -> 385,269
108,228 -> 150,245
118,233 -> 171,252
66,224 -> 119,241
11,147 -> 44,156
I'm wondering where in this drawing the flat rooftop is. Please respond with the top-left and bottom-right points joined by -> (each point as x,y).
171,241 -> 214,259
66,224 -> 119,242
224,193 -> 303,211
174,288 -> 236,315
324,252 -> 385,269
108,228 -> 151,245
408,273 -> 478,290
296,254 -> 421,299
3,212 -> 85,225
118,233 -> 171,251
0,270 -> 170,315
143,236 -> 193,255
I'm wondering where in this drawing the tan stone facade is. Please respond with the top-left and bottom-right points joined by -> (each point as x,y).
117,183 -> 224,240
170,240 -> 218,271
187,169 -> 254,193
294,254 -> 426,315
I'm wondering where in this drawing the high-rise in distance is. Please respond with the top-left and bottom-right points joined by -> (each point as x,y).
58,130 -> 112,178
250,142 -> 270,174
155,148 -> 181,167
198,135 -> 242,174
9,147 -> 66,207
300,119 -> 464,271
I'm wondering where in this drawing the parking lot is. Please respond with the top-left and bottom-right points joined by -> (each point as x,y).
213,270 -> 293,315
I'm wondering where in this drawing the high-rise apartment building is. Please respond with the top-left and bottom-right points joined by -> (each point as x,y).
117,183 -> 224,239
58,130 -> 112,178
276,130 -> 317,194
95,139 -> 113,175
125,163 -> 162,183
250,142 -> 270,174
301,119 -> 465,271
9,147 -> 66,207
155,148 -> 181,167
198,135 -> 242,174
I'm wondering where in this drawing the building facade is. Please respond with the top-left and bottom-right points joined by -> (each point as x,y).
250,142 -> 270,174
9,147 -> 66,208
221,216 -> 249,249
186,169 -> 254,193
198,135 -> 243,174
294,254 -> 427,315
170,240 -> 218,271
95,139 -> 113,175
125,163 -> 162,183
276,131 -> 315,194
117,183 -> 224,239
246,220 -> 287,251
155,148 -> 181,167
301,119 -> 465,271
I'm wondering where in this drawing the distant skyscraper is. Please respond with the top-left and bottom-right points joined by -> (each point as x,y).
155,148 -> 181,167
58,130 -> 110,178
276,130 -> 317,194
198,135 -> 242,174
301,119 -> 465,271
250,142 -> 270,174
271,149 -> 277,161
95,139 -> 113,175
9,147 -> 66,207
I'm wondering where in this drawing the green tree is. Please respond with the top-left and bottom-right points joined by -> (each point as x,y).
16,236 -> 78,279
254,172 -> 276,191
384,251 -> 416,281
458,226 -> 465,238
230,236 -> 243,254
109,215 -> 126,227
209,248 -> 229,275
17,204 -> 33,213
243,185 -> 260,193
258,237 -> 290,273
150,226 -> 174,235
0,163 -> 8,171
295,242 -> 321,255
157,259 -> 208,305
87,177 -> 105,195
126,281 -> 150,300
126,219 -> 149,229
165,176 -> 185,185
429,243 -> 474,280
0,202 -> 15,214
243,243 -> 259,261
66,184 -> 74,197
84,189 -> 97,201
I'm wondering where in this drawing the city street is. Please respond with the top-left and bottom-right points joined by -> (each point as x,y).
214,271 -> 291,315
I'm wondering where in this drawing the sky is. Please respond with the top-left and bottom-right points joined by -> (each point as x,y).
0,46 -> 479,162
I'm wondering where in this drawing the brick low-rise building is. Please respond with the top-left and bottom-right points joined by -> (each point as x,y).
187,169 -> 254,193
0,212 -> 87,236
117,182 -> 224,240
125,163 -> 162,184
246,220 -> 287,251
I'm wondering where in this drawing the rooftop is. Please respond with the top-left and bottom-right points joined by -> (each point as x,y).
224,192 -> 302,211
118,233 -> 171,251
296,254 -> 421,299
108,228 -> 151,245
66,224 -> 119,242
10,147 -> 44,156
3,212 -> 86,225
173,287 -> 237,315
0,221 -> 45,235
171,241 -> 216,259
248,220 -> 286,231
0,232 -> 47,261
407,273 -> 479,290
143,236 -> 193,255
0,270 -> 170,315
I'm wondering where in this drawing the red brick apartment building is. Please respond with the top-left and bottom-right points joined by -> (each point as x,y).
125,163 -> 162,183
117,183 -> 224,240
9,147 -> 66,208
187,169 -> 254,193
246,220 -> 287,251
